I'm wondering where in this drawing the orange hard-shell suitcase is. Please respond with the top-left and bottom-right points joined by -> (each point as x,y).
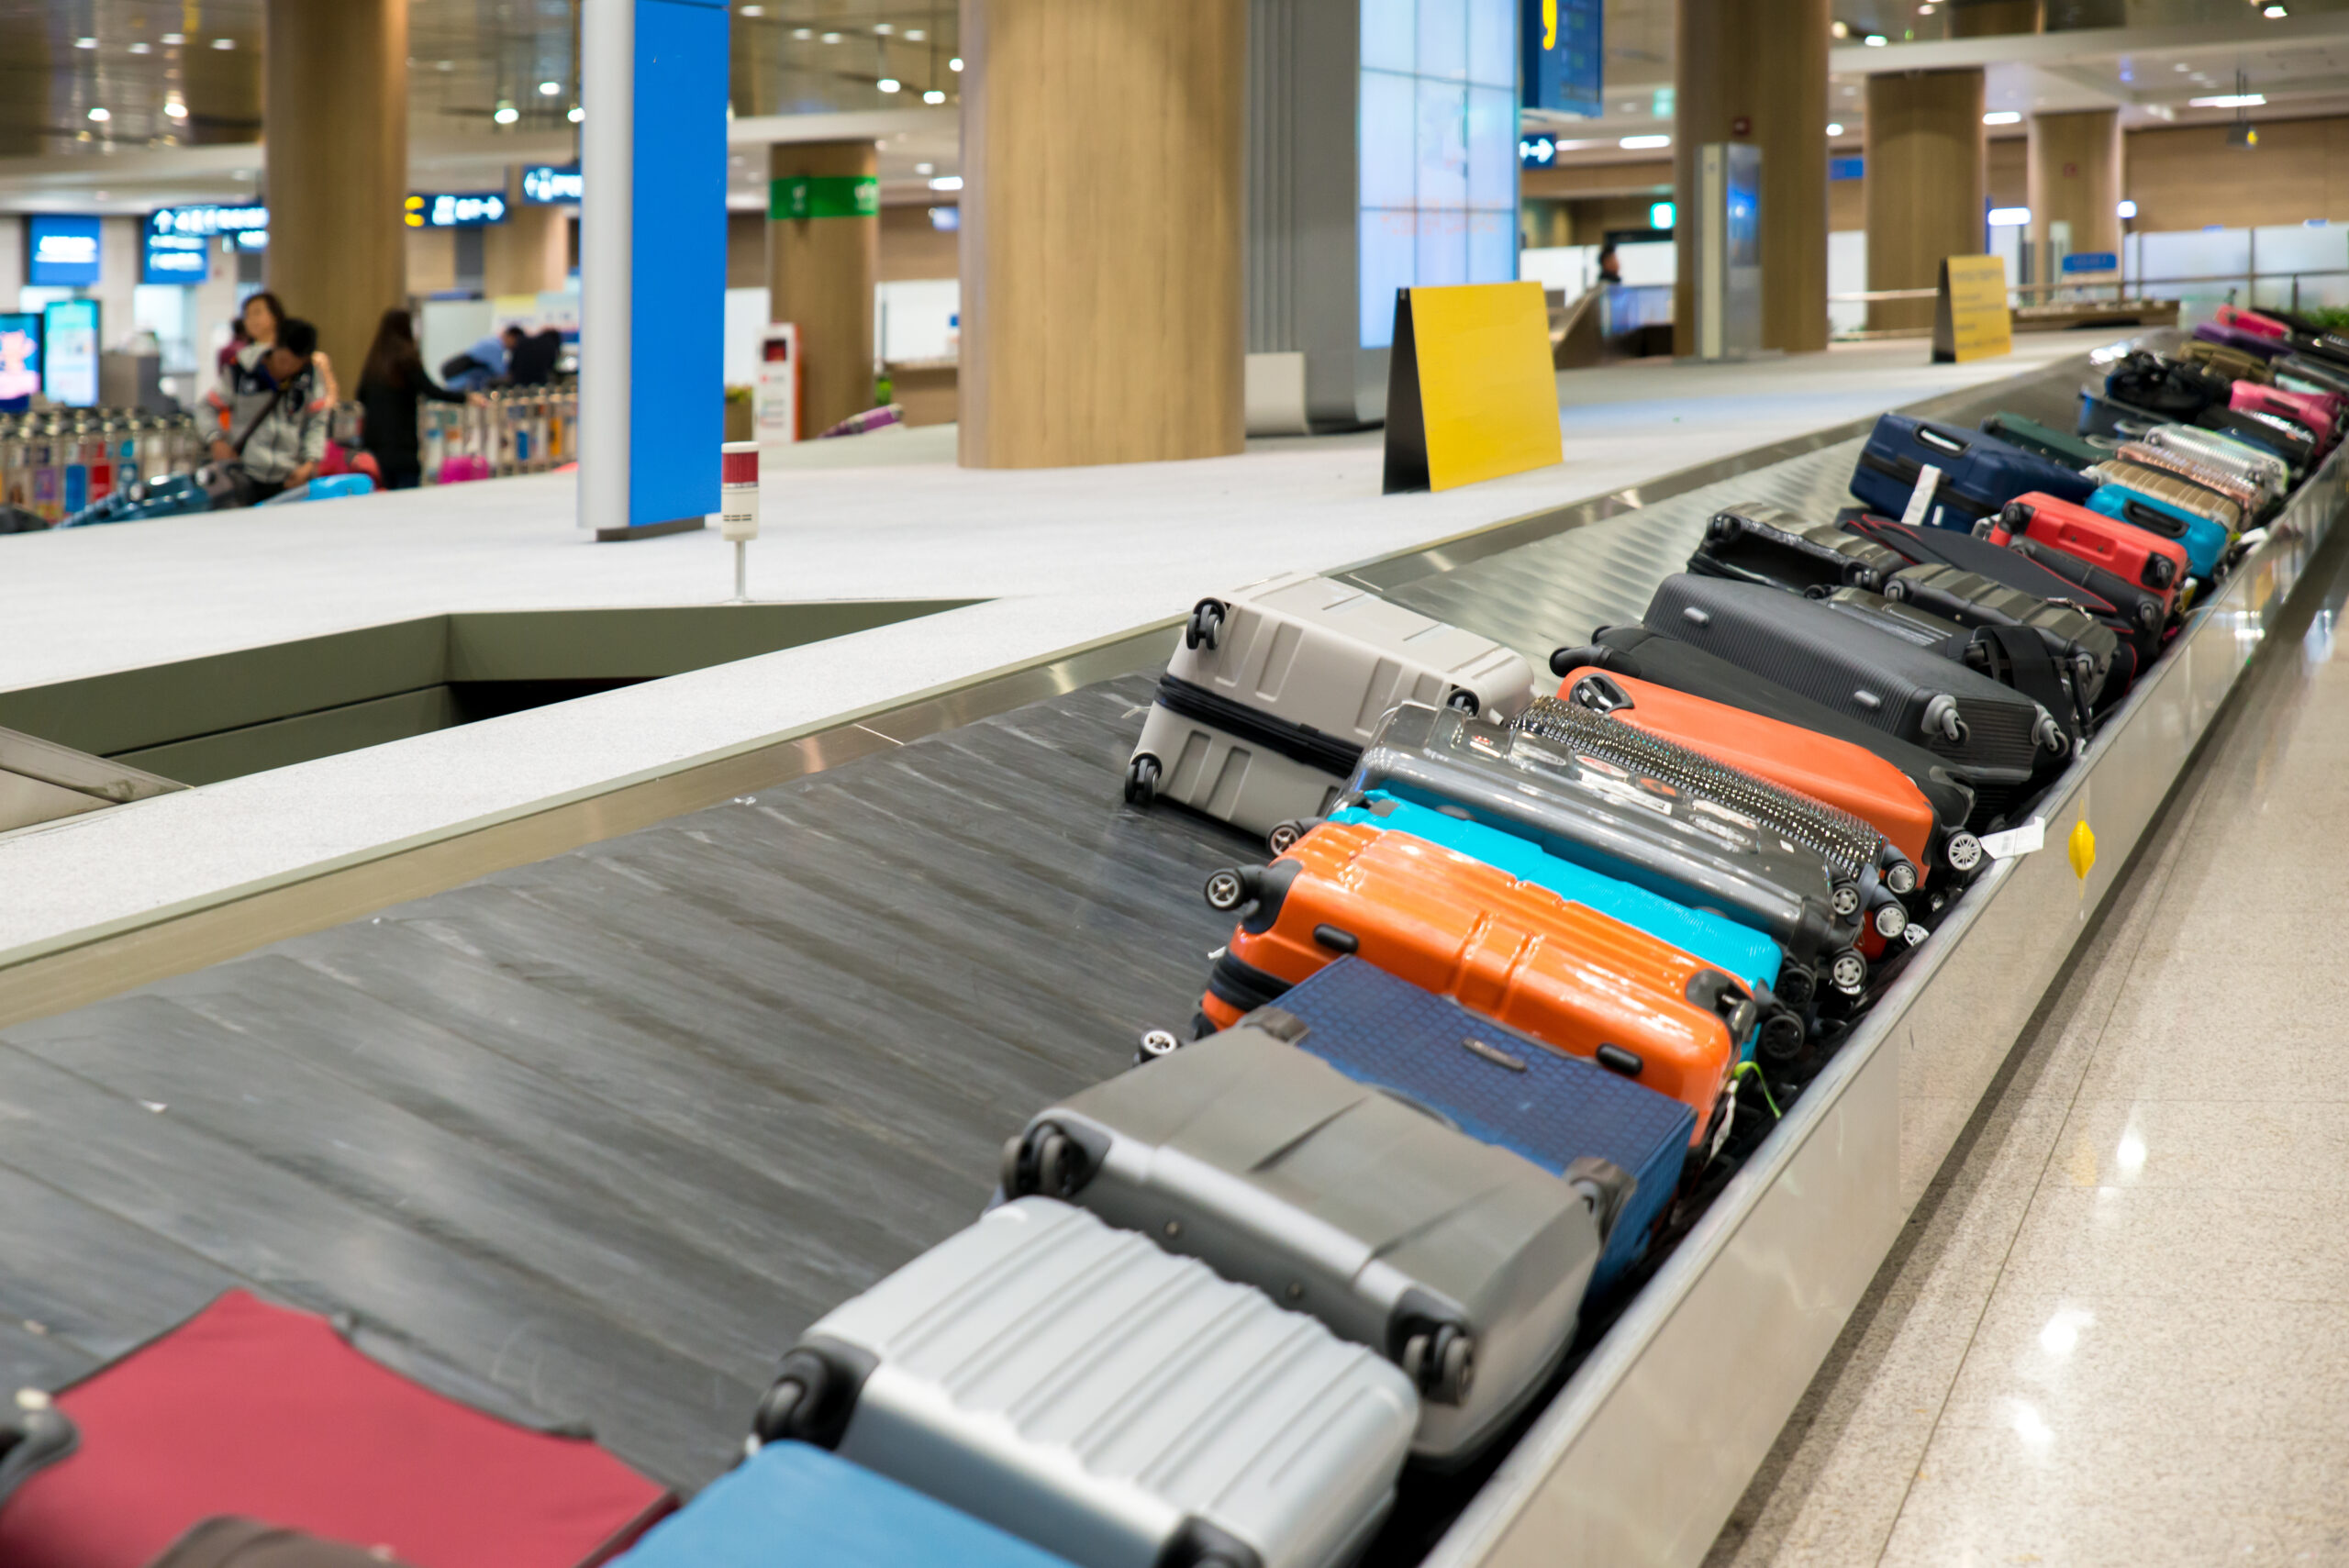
1550,663 -> 1978,883
1197,819 -> 1753,1141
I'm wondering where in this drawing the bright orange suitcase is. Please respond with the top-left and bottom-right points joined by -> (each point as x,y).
1199,820 -> 1752,1142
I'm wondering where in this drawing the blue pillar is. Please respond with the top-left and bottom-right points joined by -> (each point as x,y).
579,0 -> 729,540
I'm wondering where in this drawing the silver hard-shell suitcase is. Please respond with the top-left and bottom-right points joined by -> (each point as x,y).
752,1197 -> 1419,1568
1000,1021 -> 1629,1466
1127,571 -> 1535,841
2139,424 -> 2289,501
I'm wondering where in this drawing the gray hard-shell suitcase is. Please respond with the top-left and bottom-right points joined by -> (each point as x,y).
1821,586 -> 2092,748
2138,425 -> 2289,500
1688,503 -> 1904,596
1347,701 -> 1862,996
1000,1021 -> 1629,1467
1648,573 -> 2069,779
751,1197 -> 1419,1568
1127,571 -> 1536,840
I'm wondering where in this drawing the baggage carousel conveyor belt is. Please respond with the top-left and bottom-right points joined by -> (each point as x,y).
3,337 -> 2327,1563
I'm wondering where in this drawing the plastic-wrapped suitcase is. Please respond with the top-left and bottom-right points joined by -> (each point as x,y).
2230,382 -> 2338,452
751,1198 -> 1419,1568
1247,958 -> 1697,1293
2137,425 -> 2291,501
1197,818 -> 1768,1115
2084,465 -> 2234,579
1987,494 -> 2186,647
1551,626 -> 1992,836
1324,791 -> 1791,1001
1849,414 -> 2096,529
1345,701 -> 1861,986
614,1443 -> 1074,1568
2110,441 -> 2266,523
1977,412 -> 2110,472
1550,662 -> 1972,879
1124,571 -> 1536,839
2176,339 -> 2276,386
1002,1010 -> 1633,1463
1642,573 -> 2070,778
1506,692 -> 1919,917
1687,502 -> 1903,595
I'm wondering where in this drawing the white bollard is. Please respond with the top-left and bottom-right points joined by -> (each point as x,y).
720,440 -> 760,602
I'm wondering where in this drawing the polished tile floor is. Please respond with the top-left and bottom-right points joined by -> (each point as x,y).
1709,529 -> 2349,1566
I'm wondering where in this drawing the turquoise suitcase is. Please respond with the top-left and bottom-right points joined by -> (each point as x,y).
2087,483 -> 2229,581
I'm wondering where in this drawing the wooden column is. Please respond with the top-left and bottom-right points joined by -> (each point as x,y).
1864,70 -> 1986,333
1674,0 -> 1831,356
484,193 -> 571,298
264,0 -> 407,379
960,0 -> 1243,469
768,139 -> 879,439
2028,108 -> 2122,282
1948,0 -> 2043,34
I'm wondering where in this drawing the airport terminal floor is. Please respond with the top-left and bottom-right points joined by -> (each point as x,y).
5,332 -> 2344,1567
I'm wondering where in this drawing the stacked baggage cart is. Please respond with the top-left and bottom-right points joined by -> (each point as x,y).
615,316 -> 2344,1567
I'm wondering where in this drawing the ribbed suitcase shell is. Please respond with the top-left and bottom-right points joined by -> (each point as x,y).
1202,819 -> 1752,1129
1252,959 -> 1697,1296
1550,662 -> 1951,874
1883,562 -> 2117,708
2199,403 -> 2316,470
2231,382 -> 2338,451
1347,701 -> 1855,972
1131,572 -> 1536,837
1508,693 -> 1908,896
2137,425 -> 2290,499
2278,354 -> 2349,401
1557,625 -> 1983,833
1643,573 -> 2054,782
1005,1018 -> 1620,1463
2084,474 -> 2231,581
1327,790 -> 1785,995
1850,415 -> 2096,527
2111,441 -> 2266,521
1977,412 -> 2109,472
2214,304 -> 2289,339
1988,494 -> 2182,651
618,1443 -> 1077,1568
1843,510 -> 2128,619
2177,339 -> 2275,386
1689,502 -> 1902,595
2088,457 -> 2244,537
770,1199 -> 1418,1568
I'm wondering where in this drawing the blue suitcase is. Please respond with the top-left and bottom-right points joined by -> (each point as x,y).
615,1441 -> 1077,1568
1327,790 -> 1786,1014
2087,484 -> 2230,581
1850,414 -> 2096,530
57,473 -> 214,528
1264,957 -> 1699,1296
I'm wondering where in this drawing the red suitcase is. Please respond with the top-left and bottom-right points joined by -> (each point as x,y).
1198,819 -> 1752,1140
1988,492 -> 2188,620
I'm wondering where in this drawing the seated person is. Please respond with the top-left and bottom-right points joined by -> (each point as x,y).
208,316 -> 328,505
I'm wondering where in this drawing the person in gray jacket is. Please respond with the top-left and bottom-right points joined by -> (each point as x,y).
207,316 -> 328,506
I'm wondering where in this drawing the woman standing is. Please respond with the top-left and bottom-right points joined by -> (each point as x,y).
356,307 -> 471,490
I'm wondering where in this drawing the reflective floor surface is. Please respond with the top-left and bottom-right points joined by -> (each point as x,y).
1709,506 -> 2349,1566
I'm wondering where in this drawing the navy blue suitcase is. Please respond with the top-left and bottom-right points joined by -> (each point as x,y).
1262,957 -> 1698,1297
1851,414 -> 2097,530
617,1441 -> 1077,1568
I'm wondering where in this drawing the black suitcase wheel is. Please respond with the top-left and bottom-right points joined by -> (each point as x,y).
1759,1012 -> 1808,1063
1445,689 -> 1480,715
1203,866 -> 1259,912
1124,753 -> 1162,807
1185,598 -> 1226,651
1003,1123 -> 1087,1198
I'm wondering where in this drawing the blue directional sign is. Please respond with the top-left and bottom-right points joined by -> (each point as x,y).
1524,0 -> 1601,117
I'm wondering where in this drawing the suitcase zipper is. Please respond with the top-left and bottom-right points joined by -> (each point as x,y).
1154,675 -> 1364,778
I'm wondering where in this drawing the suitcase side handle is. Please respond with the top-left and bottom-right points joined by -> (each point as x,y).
1915,425 -> 1970,458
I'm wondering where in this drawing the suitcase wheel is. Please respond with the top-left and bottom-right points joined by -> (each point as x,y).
1444,688 -> 1480,716
1124,753 -> 1162,807
1776,964 -> 1815,1009
1885,859 -> 1919,896
1945,831 -> 1985,874
1000,1122 -> 1090,1199
1135,1028 -> 1183,1065
1185,598 -> 1226,651
1830,950 -> 1868,995
1203,865 -> 1261,912
1400,1323 -> 1475,1405
1830,881 -> 1862,918
1758,1012 -> 1808,1063
1265,818 -> 1310,854
751,1344 -> 855,1449
1872,899 -> 1909,940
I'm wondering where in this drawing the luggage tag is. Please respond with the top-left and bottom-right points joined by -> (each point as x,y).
1976,817 -> 2045,860
1900,464 -> 1943,531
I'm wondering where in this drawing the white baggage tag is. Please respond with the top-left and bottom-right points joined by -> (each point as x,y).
1899,465 -> 1943,530
1977,817 -> 2045,860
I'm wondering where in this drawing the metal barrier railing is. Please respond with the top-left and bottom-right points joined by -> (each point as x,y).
420,385 -> 579,485
1831,267 -> 2349,312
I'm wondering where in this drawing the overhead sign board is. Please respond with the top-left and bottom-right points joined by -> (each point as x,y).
151,204 -> 269,255
521,164 -> 583,204
1523,0 -> 1602,117
2061,250 -> 2119,273
27,216 -> 102,286
406,192 -> 510,228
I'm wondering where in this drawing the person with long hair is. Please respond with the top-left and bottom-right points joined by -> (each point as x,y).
356,307 -> 473,490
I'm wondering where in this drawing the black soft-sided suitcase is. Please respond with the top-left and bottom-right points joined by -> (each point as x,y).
1551,625 -> 1984,843
1689,503 -> 1903,596
1643,573 -> 2070,779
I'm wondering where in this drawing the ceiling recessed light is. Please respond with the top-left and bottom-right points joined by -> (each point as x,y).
874,21 -> 895,33
567,105 -> 584,122
877,77 -> 901,93
161,31 -> 183,43
494,104 -> 520,123
73,36 -> 96,49
211,37 -> 235,50
1827,121 -> 1844,135
1988,206 -> 2031,226
1831,19 -> 1849,36
128,40 -> 150,54
2265,4 -> 2287,15
821,31 -> 842,42
164,100 -> 187,118
539,80 -> 561,95
740,3 -> 763,12
2189,92 -> 2264,106
1984,110 -> 2021,124
1620,134 -> 1671,149
88,106 -> 110,121
1864,33 -> 1887,45
793,27 -> 812,39
916,161 -> 934,174
907,28 -> 925,39
929,174 -> 963,191
2117,199 -> 2138,217
2174,61 -> 2190,70
949,56 -> 963,71
923,88 -> 945,104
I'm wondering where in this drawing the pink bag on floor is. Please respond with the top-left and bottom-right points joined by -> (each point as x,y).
437,454 -> 492,484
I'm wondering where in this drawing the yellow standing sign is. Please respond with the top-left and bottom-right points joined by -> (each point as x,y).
1383,281 -> 1564,494
1932,254 -> 2012,364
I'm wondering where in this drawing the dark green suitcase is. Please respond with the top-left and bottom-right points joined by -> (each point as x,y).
1979,412 -> 2107,473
